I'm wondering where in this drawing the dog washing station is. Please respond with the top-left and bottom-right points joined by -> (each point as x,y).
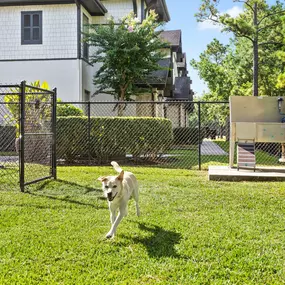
209,96 -> 285,181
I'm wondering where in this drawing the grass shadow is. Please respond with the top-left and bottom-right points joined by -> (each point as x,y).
27,179 -> 105,209
31,179 -> 101,194
132,223 -> 182,259
56,179 -> 102,194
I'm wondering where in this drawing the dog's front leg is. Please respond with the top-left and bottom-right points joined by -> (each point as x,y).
110,210 -> 116,225
106,207 -> 126,239
108,202 -> 117,225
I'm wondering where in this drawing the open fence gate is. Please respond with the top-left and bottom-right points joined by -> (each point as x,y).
0,81 -> 57,192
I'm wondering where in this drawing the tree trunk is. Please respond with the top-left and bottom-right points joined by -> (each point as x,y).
118,89 -> 125,116
253,40 -> 259,97
253,2 -> 259,97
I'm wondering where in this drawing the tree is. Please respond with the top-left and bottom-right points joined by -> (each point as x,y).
276,16 -> 285,89
191,39 -> 233,101
87,10 -> 167,103
196,0 -> 285,96
190,40 -> 232,137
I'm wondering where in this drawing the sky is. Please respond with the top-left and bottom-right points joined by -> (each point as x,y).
164,0 -> 277,97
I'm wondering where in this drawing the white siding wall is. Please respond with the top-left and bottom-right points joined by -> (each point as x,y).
81,7 -> 92,101
0,60 -> 80,101
0,4 -> 77,60
93,0 -> 134,24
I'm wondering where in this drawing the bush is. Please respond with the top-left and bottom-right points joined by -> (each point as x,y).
57,116 -> 173,163
173,127 -> 205,145
57,100 -> 84,117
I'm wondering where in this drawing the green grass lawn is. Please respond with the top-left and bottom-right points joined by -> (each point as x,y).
167,148 -> 229,169
0,152 -> 18,156
0,162 -> 51,191
166,140 -> 282,170
1,166 -> 285,284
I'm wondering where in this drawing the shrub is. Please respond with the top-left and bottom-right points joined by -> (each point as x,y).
4,81 -> 52,136
57,100 -> 84,117
57,116 -> 173,163
173,127 -> 205,145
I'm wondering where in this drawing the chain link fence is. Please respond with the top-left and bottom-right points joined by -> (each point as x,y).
0,85 -> 20,189
56,101 -> 285,170
2,95 -> 284,191
23,84 -> 56,189
0,82 -> 56,191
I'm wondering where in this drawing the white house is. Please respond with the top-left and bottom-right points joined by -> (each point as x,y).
0,0 -> 170,102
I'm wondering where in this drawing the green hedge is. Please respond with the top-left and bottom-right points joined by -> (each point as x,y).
173,127 -> 205,145
57,116 -> 173,162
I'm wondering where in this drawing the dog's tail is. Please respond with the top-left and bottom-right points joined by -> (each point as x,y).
111,161 -> 123,173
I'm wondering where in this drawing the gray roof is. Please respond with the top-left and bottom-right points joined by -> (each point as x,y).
145,0 -> 170,22
136,58 -> 170,87
160,30 -> 181,47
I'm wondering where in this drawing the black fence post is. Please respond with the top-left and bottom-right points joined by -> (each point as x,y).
52,87 -> 57,180
88,101 -> 91,165
198,101 -> 201,170
20,81 -> 26,192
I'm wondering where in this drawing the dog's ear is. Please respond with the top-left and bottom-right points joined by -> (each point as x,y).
98,176 -> 107,182
117,170 -> 124,181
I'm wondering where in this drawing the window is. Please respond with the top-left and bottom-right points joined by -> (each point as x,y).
83,14 -> 89,60
21,11 -> 42,45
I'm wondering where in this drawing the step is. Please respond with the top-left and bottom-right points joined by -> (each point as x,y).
237,142 -> 256,169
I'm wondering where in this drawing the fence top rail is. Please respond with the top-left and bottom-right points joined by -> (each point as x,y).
24,92 -> 54,96
25,84 -> 55,95
0,93 -> 20,96
57,100 -> 229,105
0,84 -> 21,89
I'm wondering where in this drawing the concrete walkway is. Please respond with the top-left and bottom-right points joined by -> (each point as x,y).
209,165 -> 285,181
201,140 -> 228,156
0,156 -> 18,163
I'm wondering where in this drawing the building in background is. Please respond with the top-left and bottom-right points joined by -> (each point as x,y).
0,0 -> 170,101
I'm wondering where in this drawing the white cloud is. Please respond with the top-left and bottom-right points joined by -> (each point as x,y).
198,20 -> 222,31
226,6 -> 243,18
197,6 -> 243,31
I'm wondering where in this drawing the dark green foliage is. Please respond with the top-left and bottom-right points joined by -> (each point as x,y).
195,0 -> 285,97
86,11 -> 167,101
57,117 -> 173,162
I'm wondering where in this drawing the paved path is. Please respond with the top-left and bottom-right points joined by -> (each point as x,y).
201,141 -> 228,156
0,156 -> 18,163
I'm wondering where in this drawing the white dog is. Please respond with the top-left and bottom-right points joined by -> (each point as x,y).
98,161 -> 140,239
